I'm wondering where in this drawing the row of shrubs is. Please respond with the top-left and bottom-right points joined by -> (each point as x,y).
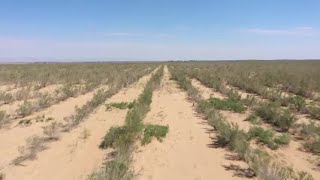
187,67 -> 320,156
89,66 -> 166,180
169,65 -> 313,180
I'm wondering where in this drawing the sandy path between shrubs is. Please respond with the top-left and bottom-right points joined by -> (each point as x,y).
192,78 -> 320,179
1,71 -> 154,180
132,67 -> 246,180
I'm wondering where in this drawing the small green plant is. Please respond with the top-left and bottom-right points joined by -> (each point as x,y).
16,101 -> 33,117
245,114 -> 260,124
248,126 -> 278,149
142,124 -> 169,145
208,97 -> 247,113
105,101 -> 136,111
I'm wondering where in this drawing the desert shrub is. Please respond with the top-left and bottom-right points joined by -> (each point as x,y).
208,97 -> 247,113
306,106 -> 320,120
300,122 -> 320,154
242,95 -> 257,107
105,101 -> 136,111
0,91 -> 13,104
58,84 -> 78,100
14,87 -> 32,101
245,114 -> 260,124
99,126 -> 129,149
12,135 -> 47,165
36,93 -> 53,110
274,133 -> 290,145
288,95 -> 307,112
142,124 -> 169,145
16,101 -> 33,117
247,126 -> 290,150
226,89 -> 242,101
255,103 -> 296,131
273,110 -> 296,132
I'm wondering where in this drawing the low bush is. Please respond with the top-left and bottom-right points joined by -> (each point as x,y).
36,93 -> 53,110
99,126 -> 129,149
300,122 -> 320,154
208,97 -> 247,113
16,101 -> 33,117
247,126 -> 289,150
255,103 -> 296,131
288,95 -> 307,112
142,124 -> 169,145
0,91 -> 13,104
245,114 -> 260,124
106,101 -> 136,111
306,106 -> 320,120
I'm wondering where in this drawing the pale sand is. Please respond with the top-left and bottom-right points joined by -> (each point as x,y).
132,67 -> 246,180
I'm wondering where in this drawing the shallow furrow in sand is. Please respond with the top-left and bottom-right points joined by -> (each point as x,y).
132,67 -> 245,180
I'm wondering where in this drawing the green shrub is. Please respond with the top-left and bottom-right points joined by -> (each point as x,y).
208,97 -> 247,113
300,122 -> 320,154
245,114 -> 260,124
288,95 -> 307,112
99,126 -> 129,149
274,133 -> 290,145
106,101 -> 136,111
274,110 -> 296,132
255,103 -> 296,131
142,124 -> 169,145
248,126 -> 290,150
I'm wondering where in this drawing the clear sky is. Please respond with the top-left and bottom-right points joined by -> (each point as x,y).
0,0 -> 319,61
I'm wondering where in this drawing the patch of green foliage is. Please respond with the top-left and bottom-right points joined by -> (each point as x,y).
245,114 -> 260,125
105,101 -> 136,111
142,124 -> 169,145
208,97 -> 247,113
248,126 -> 290,150
254,103 -> 296,131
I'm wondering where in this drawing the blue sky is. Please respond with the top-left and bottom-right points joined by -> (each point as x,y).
0,0 -> 319,61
